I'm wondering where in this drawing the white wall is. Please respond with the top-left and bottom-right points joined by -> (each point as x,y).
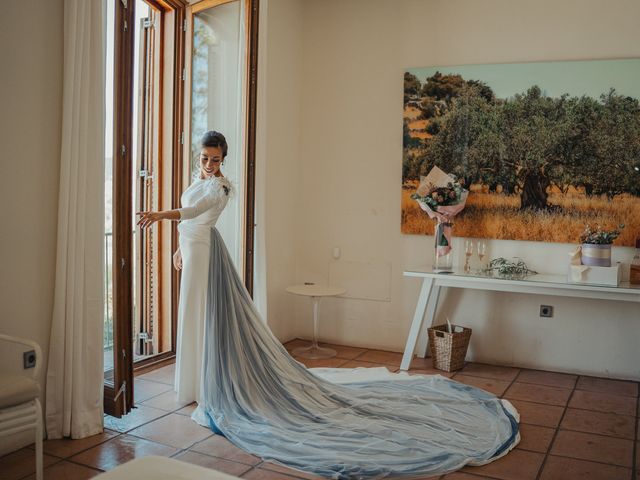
0,0 -> 63,452
256,0 -> 305,338
275,0 -> 640,379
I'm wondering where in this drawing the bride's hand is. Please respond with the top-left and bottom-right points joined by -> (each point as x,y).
137,211 -> 161,228
173,249 -> 182,270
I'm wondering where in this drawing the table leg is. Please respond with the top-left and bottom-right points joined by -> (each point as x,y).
292,296 -> 337,359
400,278 -> 434,371
416,284 -> 441,358
311,297 -> 320,350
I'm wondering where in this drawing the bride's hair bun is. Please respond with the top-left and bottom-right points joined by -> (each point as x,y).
200,131 -> 228,158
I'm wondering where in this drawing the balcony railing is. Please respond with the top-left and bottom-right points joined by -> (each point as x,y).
104,231 -> 114,351
103,230 -> 143,373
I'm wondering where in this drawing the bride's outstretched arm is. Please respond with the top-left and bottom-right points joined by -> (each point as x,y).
136,209 -> 181,228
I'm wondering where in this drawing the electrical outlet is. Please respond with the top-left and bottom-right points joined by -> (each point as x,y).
539,305 -> 554,318
23,350 -> 36,369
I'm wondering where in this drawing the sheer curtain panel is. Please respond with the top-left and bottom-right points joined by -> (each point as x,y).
45,0 -> 106,439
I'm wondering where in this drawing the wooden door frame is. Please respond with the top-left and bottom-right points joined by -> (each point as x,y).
106,0 -> 188,417
244,0 -> 259,295
106,0 -> 135,417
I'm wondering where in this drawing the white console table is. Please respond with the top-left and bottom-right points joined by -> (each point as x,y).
400,267 -> 640,371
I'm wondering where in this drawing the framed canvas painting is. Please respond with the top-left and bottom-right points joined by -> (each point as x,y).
402,58 -> 640,246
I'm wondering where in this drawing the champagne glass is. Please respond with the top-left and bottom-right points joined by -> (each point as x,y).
464,240 -> 474,273
476,240 -> 487,273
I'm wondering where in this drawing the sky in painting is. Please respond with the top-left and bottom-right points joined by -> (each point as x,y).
406,58 -> 640,100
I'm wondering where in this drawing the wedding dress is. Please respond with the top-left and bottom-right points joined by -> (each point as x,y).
175,174 -> 232,404
175,175 -> 520,479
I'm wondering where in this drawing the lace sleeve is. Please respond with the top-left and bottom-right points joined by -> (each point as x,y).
178,177 -> 231,220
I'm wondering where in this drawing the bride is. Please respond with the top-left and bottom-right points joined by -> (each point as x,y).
138,130 -> 231,407
137,131 -> 520,479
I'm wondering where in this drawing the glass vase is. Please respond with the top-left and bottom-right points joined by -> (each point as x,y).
433,218 -> 454,273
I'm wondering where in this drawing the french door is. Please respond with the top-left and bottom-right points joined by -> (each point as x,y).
104,0 -> 258,417
105,0 -> 187,417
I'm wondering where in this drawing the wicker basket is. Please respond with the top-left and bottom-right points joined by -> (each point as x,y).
428,324 -> 472,372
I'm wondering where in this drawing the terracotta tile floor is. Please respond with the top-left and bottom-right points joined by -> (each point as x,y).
2,339 -> 639,480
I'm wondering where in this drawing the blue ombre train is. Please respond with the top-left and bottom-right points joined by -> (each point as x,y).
195,228 -> 519,479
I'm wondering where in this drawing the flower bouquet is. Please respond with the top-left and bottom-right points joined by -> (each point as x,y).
411,166 -> 469,272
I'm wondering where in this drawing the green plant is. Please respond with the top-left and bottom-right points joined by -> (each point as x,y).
486,257 -> 537,278
579,224 -> 624,245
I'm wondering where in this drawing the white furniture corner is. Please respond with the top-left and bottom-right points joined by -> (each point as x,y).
0,334 -> 43,480
94,455 -> 242,479
286,284 -> 346,359
400,268 -> 640,371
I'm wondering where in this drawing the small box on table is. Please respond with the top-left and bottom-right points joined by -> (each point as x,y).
568,263 -> 621,287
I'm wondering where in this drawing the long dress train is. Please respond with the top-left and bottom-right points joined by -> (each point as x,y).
189,227 -> 520,479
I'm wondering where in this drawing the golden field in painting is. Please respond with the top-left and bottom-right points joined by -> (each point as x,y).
401,184 -> 640,246
404,106 -> 431,140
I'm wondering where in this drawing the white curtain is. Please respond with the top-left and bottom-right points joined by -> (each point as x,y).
46,0 -> 105,439
192,0 -> 246,269
230,0 -> 247,270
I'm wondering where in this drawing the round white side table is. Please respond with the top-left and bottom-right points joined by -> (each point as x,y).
286,284 -> 346,359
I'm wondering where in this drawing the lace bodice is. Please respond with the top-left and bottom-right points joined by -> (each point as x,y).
178,175 -> 231,227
